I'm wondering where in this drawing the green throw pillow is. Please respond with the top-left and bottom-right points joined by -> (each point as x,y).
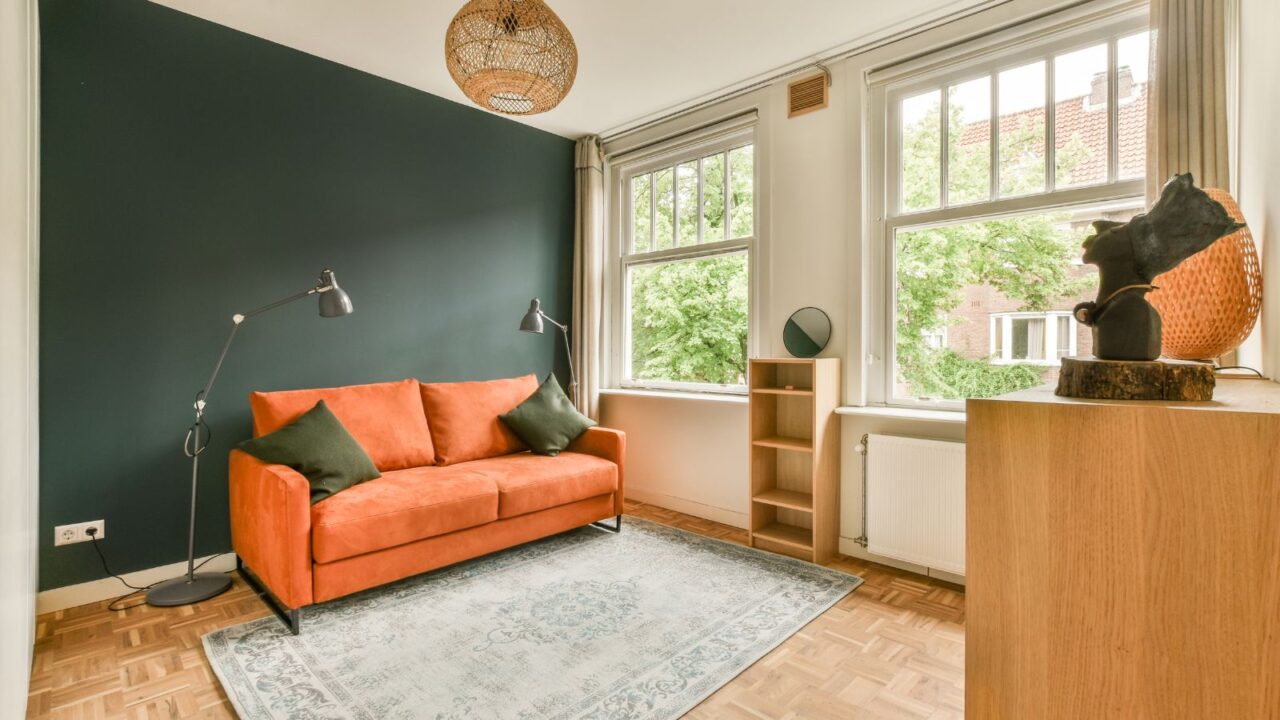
238,400 -> 381,504
500,375 -> 596,456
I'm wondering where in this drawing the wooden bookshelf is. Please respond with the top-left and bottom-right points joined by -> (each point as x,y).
747,357 -> 840,564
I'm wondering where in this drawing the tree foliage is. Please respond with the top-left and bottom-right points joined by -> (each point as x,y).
628,147 -> 754,385
896,99 -> 1096,400
622,90 -> 1100,398
630,254 -> 748,385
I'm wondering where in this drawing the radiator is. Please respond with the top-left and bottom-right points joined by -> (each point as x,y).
860,434 -> 965,575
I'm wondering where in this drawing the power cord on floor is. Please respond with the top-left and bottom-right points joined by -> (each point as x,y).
1215,365 -> 1264,377
85,526 -> 231,611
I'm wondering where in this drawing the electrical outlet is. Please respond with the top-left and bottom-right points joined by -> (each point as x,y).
54,519 -> 105,546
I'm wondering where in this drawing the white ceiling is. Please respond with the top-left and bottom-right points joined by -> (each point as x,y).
151,0 -> 993,138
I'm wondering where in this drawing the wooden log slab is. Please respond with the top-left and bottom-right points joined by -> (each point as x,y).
1055,356 -> 1215,401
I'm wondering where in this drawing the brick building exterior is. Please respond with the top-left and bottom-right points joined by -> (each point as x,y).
932,71 -> 1146,381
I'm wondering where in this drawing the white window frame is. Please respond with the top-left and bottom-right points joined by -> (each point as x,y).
866,4 -> 1149,410
923,325 -> 949,350
989,310 -> 1078,365
607,120 -> 758,394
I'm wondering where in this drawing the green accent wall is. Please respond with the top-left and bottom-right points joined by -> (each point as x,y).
38,0 -> 575,590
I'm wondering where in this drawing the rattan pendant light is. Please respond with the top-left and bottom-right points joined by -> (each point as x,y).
444,0 -> 577,116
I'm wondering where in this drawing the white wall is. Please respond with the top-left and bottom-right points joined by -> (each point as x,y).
600,391 -> 750,525
598,0 -> 1088,573
1238,0 -> 1280,378
601,0 -> 1273,579
0,0 -> 39,714
600,59 -> 853,527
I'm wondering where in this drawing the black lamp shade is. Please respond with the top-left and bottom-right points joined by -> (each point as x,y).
520,298 -> 544,333
318,270 -> 354,318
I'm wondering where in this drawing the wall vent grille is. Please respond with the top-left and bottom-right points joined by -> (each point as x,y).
788,73 -> 829,118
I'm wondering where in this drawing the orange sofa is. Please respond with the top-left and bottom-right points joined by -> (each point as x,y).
228,375 -> 624,634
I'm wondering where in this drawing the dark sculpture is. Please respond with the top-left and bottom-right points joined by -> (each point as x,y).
1073,174 -> 1245,361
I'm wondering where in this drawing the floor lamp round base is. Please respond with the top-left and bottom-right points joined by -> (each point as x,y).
146,572 -> 233,607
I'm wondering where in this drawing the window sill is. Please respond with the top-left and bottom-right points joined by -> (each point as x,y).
991,360 -> 1063,367
599,387 -> 749,405
835,405 -> 967,424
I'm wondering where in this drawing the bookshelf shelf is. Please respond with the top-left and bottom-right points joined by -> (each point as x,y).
750,387 -> 815,397
752,488 -> 814,512
752,522 -> 814,550
751,435 -> 813,452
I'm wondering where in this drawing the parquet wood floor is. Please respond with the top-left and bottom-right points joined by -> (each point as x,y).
27,500 -> 965,719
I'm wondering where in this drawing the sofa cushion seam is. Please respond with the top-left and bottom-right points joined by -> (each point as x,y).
313,492 -> 498,529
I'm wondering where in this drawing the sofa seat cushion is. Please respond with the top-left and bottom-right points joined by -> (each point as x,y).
468,452 -> 618,519
419,374 -> 538,465
251,379 -> 435,471
311,466 -> 497,563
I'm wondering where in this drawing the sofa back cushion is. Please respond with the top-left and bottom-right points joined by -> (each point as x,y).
250,379 -> 435,470
419,374 -> 538,465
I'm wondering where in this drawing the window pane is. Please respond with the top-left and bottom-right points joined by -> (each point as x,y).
676,161 -> 699,246
948,77 -> 991,204
701,153 -> 726,242
628,253 -> 748,386
1054,44 -> 1108,188
631,173 -> 652,253
1010,318 -> 1030,359
728,145 -> 754,238
998,61 -> 1047,196
1117,31 -> 1151,180
891,201 -> 1147,402
654,167 -> 674,250
901,89 -> 942,211
1056,315 -> 1071,359
1011,317 -> 1045,360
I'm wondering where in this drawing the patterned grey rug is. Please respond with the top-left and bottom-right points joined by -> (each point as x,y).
204,517 -> 862,720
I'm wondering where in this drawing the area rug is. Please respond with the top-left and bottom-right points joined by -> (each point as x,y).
204,517 -> 862,720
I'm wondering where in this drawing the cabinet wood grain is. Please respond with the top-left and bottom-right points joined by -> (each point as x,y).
966,380 -> 1280,719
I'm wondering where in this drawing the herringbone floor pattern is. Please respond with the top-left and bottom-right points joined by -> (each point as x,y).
27,500 -> 965,719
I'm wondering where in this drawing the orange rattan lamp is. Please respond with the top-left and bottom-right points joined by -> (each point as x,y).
444,0 -> 577,116
1149,189 -> 1262,360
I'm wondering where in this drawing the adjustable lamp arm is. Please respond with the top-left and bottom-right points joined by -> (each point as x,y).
196,286 -> 319,414
537,310 -> 577,400
518,298 -> 577,403
194,272 -> 341,416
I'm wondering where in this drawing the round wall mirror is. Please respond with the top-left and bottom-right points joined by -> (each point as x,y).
783,307 -> 831,358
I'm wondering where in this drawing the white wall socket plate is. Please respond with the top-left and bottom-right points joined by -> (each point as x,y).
54,519 -> 105,546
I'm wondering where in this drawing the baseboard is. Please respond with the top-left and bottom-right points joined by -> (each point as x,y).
626,487 -> 748,529
36,553 -> 239,614
839,537 -> 966,586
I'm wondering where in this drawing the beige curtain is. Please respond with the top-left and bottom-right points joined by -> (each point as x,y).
572,136 -> 605,419
1146,0 -> 1230,203
1026,318 -> 1045,361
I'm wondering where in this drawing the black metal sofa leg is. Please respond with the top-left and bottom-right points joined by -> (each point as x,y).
236,557 -> 302,635
591,514 -> 623,533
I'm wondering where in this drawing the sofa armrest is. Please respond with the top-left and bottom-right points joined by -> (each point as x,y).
229,449 -> 313,608
568,427 -> 626,515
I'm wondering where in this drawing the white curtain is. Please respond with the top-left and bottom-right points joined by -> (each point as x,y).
572,136 -> 605,419
1026,318 -> 1046,361
1147,0 -> 1231,203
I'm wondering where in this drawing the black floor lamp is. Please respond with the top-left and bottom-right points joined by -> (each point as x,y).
146,269 -> 354,607
519,298 -> 575,404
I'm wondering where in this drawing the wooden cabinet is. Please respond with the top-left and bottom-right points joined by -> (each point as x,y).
748,358 -> 840,564
966,381 -> 1280,719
